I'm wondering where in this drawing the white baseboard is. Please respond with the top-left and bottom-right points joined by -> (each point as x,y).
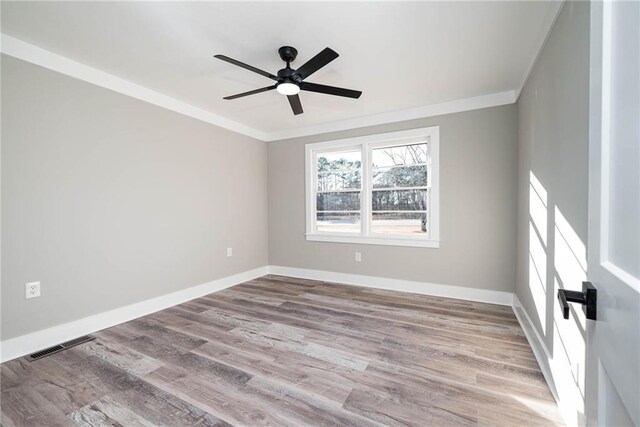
0,266 -> 269,363
0,265 -> 516,363
267,265 -> 514,306
512,295 -> 588,427
1,264 -> 569,424
512,295 -> 558,401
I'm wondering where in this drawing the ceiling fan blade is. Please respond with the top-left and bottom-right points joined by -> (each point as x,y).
287,94 -> 304,115
214,54 -> 279,81
223,85 -> 277,100
300,82 -> 362,99
294,47 -> 339,80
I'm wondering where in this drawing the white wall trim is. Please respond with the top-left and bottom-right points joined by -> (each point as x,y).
0,266 -> 269,363
512,295 -> 559,401
0,265 -> 516,362
268,91 -> 516,141
515,1 -> 565,100
268,265 -> 514,306
305,234 -> 440,248
0,261 -> 562,412
1,33 -> 517,143
0,34 -> 269,142
1,265 -> 538,369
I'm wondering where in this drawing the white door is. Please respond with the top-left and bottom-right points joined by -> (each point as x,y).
586,0 -> 640,425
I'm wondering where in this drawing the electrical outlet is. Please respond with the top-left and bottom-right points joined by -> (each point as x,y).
26,281 -> 41,299
355,252 -> 362,262
227,247 -> 233,257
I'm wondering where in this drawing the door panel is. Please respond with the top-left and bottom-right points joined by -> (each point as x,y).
604,0 -> 640,279
587,1 -> 640,425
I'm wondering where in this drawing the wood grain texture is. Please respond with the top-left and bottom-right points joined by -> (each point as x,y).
1,275 -> 563,426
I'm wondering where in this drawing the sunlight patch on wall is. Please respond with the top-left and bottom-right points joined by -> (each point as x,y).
554,206 -> 587,274
551,318 -> 587,426
528,171 -> 549,333
529,224 -> 548,332
550,204 -> 588,427
530,171 -> 548,245
554,276 -> 587,390
554,205 -> 588,328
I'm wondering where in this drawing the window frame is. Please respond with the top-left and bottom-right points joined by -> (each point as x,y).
305,126 -> 440,248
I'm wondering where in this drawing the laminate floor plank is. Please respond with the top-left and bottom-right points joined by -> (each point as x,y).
360,361 -> 561,426
1,386 -> 72,427
1,275 -> 563,426
230,287 -> 522,346
143,365 -> 293,426
281,298 -> 527,342
76,340 -> 165,377
295,290 -> 523,330
256,276 -> 517,323
244,376 -> 382,427
192,340 -> 355,405
69,394 -> 156,427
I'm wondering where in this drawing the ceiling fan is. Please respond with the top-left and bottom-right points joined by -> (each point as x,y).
214,46 -> 362,115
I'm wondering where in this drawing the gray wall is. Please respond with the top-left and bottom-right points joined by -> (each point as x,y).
269,105 -> 518,292
515,2 -> 589,424
1,56 -> 268,340
515,0 -> 589,354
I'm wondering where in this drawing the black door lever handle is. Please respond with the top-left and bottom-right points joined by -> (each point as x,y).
557,282 -> 597,320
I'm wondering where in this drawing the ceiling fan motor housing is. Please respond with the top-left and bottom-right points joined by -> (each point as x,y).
277,67 -> 303,86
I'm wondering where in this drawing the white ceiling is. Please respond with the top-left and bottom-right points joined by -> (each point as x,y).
1,1 -> 561,140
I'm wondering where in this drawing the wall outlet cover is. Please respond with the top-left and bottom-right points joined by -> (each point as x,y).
227,247 -> 233,257
355,252 -> 362,262
26,281 -> 41,299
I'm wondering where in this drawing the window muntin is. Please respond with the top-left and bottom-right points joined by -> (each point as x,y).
306,127 -> 439,248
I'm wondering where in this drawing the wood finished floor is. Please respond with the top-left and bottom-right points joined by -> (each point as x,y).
1,275 -> 563,426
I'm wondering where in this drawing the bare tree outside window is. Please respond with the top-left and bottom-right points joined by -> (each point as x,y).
372,143 -> 429,234
315,150 -> 361,232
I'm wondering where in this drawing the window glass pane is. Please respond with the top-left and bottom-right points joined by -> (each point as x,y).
317,150 -> 361,172
373,165 -> 427,189
372,189 -> 427,211
317,192 -> 360,211
317,212 -> 360,233
372,143 -> 427,167
372,212 -> 427,235
318,170 -> 361,191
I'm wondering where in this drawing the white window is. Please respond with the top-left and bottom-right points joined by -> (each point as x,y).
306,126 -> 440,248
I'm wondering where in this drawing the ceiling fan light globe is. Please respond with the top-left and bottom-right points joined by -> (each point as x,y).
277,82 -> 300,96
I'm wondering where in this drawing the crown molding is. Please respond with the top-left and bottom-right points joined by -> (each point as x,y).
515,0 -> 565,101
264,90 -> 516,141
2,33 -> 517,143
0,34 -> 269,141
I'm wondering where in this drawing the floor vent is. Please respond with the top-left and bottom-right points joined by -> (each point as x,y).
27,335 -> 95,361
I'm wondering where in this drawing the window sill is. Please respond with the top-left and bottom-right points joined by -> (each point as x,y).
306,233 -> 440,248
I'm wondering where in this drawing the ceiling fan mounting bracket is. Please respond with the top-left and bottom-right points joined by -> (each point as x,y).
278,46 -> 298,64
